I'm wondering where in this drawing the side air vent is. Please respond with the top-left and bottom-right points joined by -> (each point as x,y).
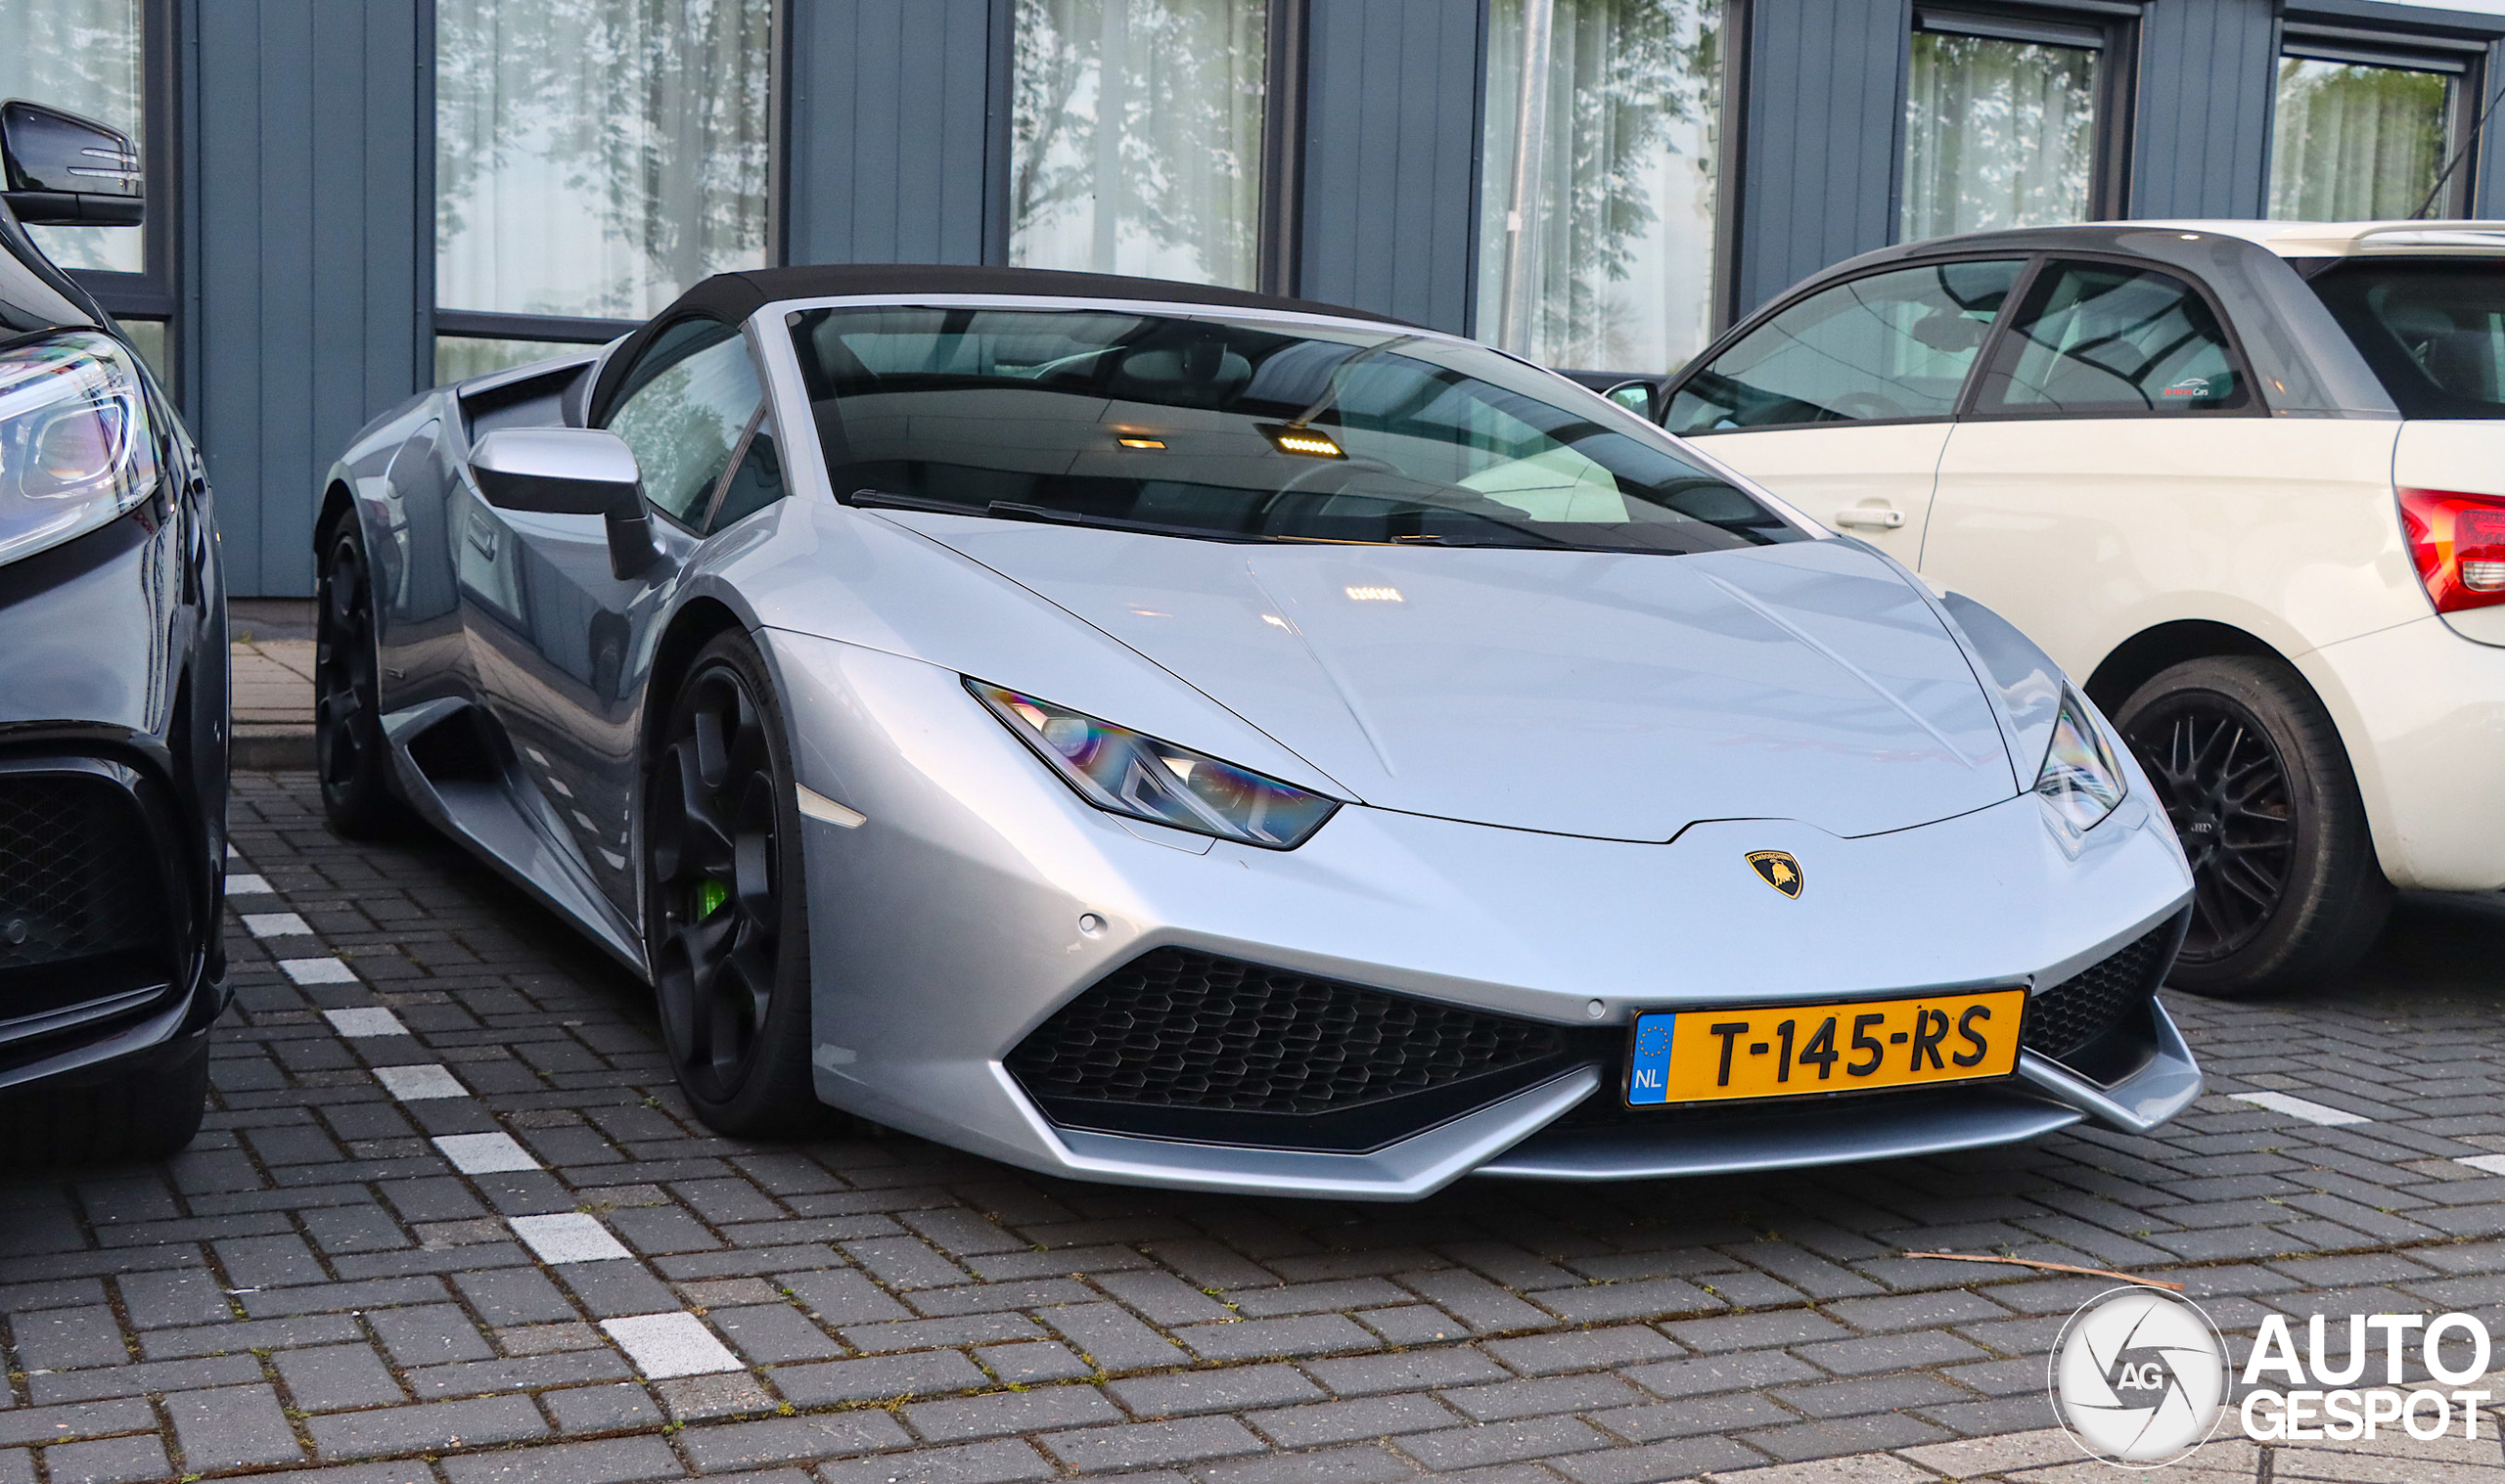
1007,947 -> 1606,1153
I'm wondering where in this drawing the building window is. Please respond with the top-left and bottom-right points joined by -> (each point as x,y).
2269,40 -> 2471,220
0,0 -> 146,274
1476,0 -> 1725,370
433,0 -> 773,372
1901,10 -> 2119,242
1009,0 -> 1270,289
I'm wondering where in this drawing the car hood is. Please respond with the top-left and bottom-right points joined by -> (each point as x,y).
877,513 -> 2020,840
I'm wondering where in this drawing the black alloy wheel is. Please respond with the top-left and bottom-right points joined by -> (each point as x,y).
314,520 -> 402,836
2117,655 -> 2390,998
643,631 -> 821,1135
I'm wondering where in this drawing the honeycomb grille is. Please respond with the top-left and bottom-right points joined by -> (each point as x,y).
1009,948 -> 1574,1117
0,774 -> 166,973
2022,919 -> 2177,1061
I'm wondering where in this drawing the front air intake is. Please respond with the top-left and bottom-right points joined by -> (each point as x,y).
1007,947 -> 1605,1152
0,765 -> 180,1050
2021,913 -> 2186,1066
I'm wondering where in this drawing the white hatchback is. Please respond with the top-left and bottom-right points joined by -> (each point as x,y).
1637,220 -> 2505,996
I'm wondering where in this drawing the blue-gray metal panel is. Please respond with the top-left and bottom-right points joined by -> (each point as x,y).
2131,0 -> 2275,219
1298,0 -> 1481,333
1732,0 -> 1907,316
784,0 -> 993,266
189,0 -> 421,597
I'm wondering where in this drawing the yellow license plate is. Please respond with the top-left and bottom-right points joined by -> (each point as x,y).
1624,988 -> 2027,1106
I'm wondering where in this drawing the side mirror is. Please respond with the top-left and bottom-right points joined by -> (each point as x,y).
1601,381 -> 1658,420
0,101 -> 143,227
469,428 -> 661,581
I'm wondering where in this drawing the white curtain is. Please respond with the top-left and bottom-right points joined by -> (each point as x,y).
1476,0 -> 1722,371
2269,59 -> 2452,221
435,0 -> 772,320
1009,0 -> 1267,289
0,0 -> 145,273
1901,32 -> 2097,242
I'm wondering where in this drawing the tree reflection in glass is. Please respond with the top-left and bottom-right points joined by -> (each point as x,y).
2269,58 -> 2452,221
1900,32 -> 2097,242
1010,0 -> 1267,289
0,0 -> 145,273
434,0 -> 772,320
1476,0 -> 1723,373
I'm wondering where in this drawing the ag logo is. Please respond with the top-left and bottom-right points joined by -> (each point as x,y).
1746,850 -> 1803,898
2050,1287 -> 2227,1466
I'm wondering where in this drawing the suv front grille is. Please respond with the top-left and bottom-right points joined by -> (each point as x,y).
2021,916 -> 2183,1063
1007,948 -> 1604,1152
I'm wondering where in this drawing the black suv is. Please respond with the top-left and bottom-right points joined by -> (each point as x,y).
0,101 -> 227,1159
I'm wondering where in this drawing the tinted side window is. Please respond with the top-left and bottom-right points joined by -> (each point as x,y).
601,327 -> 763,526
2310,260 -> 2505,419
1665,260 -> 2025,433
1978,262 -> 2250,414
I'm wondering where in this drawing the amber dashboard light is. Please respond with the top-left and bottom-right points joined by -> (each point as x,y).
1116,436 -> 1165,450
1260,425 -> 1345,459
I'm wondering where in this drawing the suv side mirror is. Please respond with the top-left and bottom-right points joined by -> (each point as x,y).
0,101 -> 143,227
469,428 -> 661,581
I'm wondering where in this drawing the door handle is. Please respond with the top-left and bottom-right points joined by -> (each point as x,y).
1834,507 -> 1905,530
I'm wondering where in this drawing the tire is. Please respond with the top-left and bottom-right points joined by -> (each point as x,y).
315,517 -> 406,837
2117,655 -> 2391,998
642,630 -> 824,1136
0,1037 -> 208,1165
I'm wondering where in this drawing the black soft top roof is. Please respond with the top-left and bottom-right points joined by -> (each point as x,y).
591,264 -> 1411,422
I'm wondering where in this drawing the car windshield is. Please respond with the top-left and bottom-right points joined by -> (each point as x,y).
2310,259 -> 2505,418
783,305 -> 1801,554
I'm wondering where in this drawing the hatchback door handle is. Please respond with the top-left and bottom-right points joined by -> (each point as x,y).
1835,507 -> 1905,529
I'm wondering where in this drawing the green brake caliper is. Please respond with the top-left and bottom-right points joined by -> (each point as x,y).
697,878 -> 730,921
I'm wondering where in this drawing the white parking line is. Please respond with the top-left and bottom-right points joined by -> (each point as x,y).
432,1132 -> 540,1173
324,1007 -> 407,1037
2231,1090 -> 2373,1126
224,843 -> 240,860
225,874 -> 273,895
376,1065 -> 469,1102
282,958 -> 359,985
601,1312 -> 742,1378
243,912 -> 312,938
2458,1154 -> 2505,1177
510,1212 -> 633,1264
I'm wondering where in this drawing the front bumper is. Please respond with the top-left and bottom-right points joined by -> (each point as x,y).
771,631 -> 2199,1200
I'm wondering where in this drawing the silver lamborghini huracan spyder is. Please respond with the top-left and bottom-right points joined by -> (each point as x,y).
316,266 -> 2199,1198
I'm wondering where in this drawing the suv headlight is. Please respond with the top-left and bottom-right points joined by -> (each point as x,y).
2035,688 -> 2126,837
0,332 -> 159,566
969,680 -> 1341,849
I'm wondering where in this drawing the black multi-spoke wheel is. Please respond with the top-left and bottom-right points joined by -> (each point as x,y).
315,519 -> 402,836
643,632 -> 820,1134
2118,656 -> 2390,998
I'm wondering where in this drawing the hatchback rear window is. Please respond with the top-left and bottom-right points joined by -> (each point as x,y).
2310,259 -> 2505,418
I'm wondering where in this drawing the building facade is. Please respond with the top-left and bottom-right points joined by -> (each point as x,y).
8,0 -> 2505,595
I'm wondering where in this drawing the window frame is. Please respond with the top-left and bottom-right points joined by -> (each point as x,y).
422,0 -> 785,379
1657,250 -> 2037,435
1898,2 -> 2140,240
1956,252 -> 2271,422
2270,22 -> 2487,220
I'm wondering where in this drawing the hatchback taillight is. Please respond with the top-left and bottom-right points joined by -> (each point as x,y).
2399,487 -> 2505,614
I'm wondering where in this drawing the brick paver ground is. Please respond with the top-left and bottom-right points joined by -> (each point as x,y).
7,769 -> 2505,1483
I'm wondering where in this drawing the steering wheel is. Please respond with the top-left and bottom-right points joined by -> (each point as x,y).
1827,391 -> 1909,422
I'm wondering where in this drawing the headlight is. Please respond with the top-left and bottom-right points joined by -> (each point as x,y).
2035,688 -> 2126,836
968,680 -> 1340,849
0,333 -> 159,566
